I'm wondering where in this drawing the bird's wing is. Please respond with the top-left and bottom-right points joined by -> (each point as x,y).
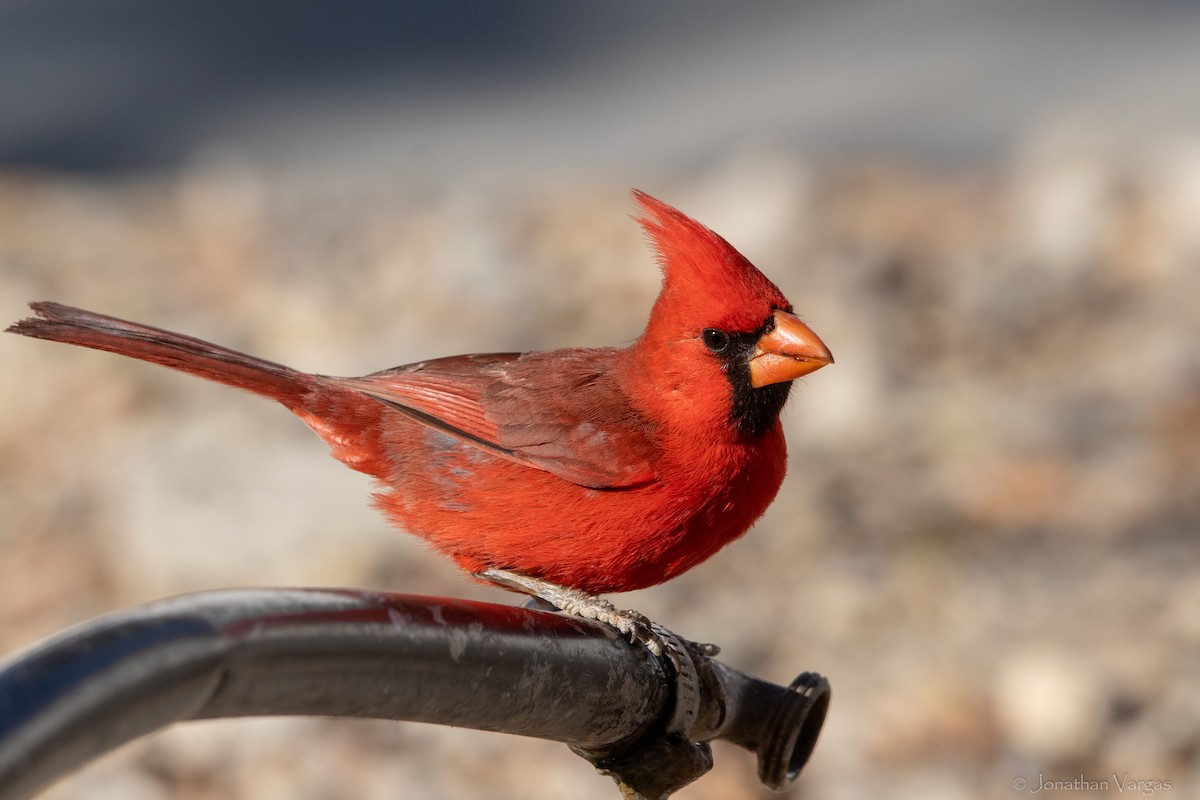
331,350 -> 658,489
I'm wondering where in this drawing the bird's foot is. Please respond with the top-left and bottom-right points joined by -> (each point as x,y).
475,567 -> 665,657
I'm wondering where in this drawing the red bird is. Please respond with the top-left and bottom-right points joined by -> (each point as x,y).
8,191 -> 832,651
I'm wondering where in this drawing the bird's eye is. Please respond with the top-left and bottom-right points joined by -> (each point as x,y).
701,328 -> 730,353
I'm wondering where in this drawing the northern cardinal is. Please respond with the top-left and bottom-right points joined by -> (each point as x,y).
8,191 -> 832,652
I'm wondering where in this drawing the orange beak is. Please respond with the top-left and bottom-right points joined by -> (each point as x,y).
748,310 -> 834,388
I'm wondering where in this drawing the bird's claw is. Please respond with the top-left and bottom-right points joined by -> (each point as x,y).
604,608 -> 664,657
476,567 -> 720,670
542,592 -> 665,657
477,567 -> 672,657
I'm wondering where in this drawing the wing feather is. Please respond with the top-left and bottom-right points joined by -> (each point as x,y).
331,350 -> 658,488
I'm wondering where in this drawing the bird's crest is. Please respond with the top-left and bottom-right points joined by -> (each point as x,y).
633,190 -> 790,337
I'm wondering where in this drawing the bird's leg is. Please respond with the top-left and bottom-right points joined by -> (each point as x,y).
474,567 -> 665,657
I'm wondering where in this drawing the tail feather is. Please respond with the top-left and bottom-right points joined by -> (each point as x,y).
7,302 -> 314,404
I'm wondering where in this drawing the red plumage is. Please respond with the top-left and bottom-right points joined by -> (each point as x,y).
8,191 -> 832,596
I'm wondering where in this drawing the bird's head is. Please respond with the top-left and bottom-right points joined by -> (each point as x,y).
626,190 -> 833,439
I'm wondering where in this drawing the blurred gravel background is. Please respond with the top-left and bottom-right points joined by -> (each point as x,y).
2,3 -> 1199,799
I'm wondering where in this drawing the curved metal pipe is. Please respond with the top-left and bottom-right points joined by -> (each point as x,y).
0,588 -> 827,800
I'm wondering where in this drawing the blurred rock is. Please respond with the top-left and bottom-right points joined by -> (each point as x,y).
994,647 -> 1108,763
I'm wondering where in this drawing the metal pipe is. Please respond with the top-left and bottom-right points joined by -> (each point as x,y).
0,588 -> 827,800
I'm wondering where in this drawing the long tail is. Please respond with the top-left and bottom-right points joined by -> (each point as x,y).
7,302 -> 317,405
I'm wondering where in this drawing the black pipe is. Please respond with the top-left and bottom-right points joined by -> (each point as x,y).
0,588 -> 828,800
